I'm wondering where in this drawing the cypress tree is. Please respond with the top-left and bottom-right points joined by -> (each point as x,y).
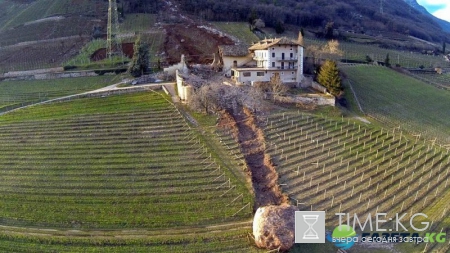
384,53 -> 391,67
128,36 -> 149,77
317,60 -> 342,96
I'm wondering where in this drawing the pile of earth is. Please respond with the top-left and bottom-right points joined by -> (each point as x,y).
90,43 -> 134,61
164,24 -> 234,65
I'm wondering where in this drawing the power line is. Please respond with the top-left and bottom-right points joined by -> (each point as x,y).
107,0 -> 121,60
380,0 -> 384,15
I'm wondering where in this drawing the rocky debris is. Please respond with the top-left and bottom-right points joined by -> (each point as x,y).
230,107 -> 288,208
253,204 -> 298,251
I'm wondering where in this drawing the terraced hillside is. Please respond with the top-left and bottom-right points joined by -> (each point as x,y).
0,0 -> 104,31
0,0 -> 164,72
0,91 -> 258,252
212,22 -> 260,44
342,65 -> 450,144
264,111 -> 450,253
409,72 -> 450,89
0,76 -> 116,113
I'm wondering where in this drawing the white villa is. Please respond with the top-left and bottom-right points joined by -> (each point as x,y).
220,37 -> 304,86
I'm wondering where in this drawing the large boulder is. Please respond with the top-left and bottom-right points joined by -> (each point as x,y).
253,204 -> 298,251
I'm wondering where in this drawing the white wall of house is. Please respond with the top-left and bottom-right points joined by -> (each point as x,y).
229,39 -> 304,85
265,44 -> 299,70
254,50 -> 270,68
296,46 -> 304,82
280,70 -> 297,82
222,55 -> 253,77
234,70 -> 268,84
233,70 -> 298,85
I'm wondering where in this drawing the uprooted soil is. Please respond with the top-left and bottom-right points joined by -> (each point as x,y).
219,108 -> 288,210
164,24 -> 234,65
90,43 -> 134,61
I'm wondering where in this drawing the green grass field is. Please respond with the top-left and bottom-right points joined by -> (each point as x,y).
64,39 -> 106,66
66,16 -> 163,68
213,22 -> 260,44
0,91 -> 258,252
264,111 -> 450,253
341,65 -> 450,144
0,76 -> 117,113
120,13 -> 156,33
410,72 -> 450,89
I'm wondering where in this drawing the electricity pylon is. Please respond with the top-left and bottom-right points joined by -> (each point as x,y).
107,0 -> 121,60
380,0 -> 384,15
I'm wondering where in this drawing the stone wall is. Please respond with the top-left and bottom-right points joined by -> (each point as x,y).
175,70 -> 192,101
2,67 -> 64,78
311,81 -> 328,94
274,94 -> 335,106
1,68 -> 99,81
299,76 -> 329,94
294,94 -> 335,106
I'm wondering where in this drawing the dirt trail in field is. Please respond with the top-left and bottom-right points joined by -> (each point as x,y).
221,107 -> 288,210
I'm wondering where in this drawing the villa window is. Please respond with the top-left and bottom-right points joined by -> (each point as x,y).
257,72 -> 264,76
272,52 -> 275,57
243,72 -> 251,77
272,62 -> 275,67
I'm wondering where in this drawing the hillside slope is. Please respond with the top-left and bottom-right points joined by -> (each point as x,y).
0,0 -> 105,31
403,0 -> 450,33
176,0 -> 450,43
0,91 -> 258,252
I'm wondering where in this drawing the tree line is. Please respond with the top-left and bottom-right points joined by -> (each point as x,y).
114,0 -> 161,14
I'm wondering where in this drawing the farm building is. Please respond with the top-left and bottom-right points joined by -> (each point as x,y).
222,37 -> 304,86
218,44 -> 253,77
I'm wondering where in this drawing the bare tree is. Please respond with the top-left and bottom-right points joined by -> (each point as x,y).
270,73 -> 289,95
237,86 -> 264,112
322,40 -> 343,56
307,40 -> 343,65
253,19 -> 265,29
306,45 -> 321,65
189,84 -> 218,113
189,83 -> 233,113
188,82 -> 264,114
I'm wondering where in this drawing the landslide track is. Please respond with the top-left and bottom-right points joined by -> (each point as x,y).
221,107 -> 288,210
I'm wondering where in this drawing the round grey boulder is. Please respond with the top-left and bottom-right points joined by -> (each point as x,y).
253,204 -> 298,251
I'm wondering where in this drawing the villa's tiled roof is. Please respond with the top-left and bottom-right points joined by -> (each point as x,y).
248,37 -> 301,51
218,44 -> 250,57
